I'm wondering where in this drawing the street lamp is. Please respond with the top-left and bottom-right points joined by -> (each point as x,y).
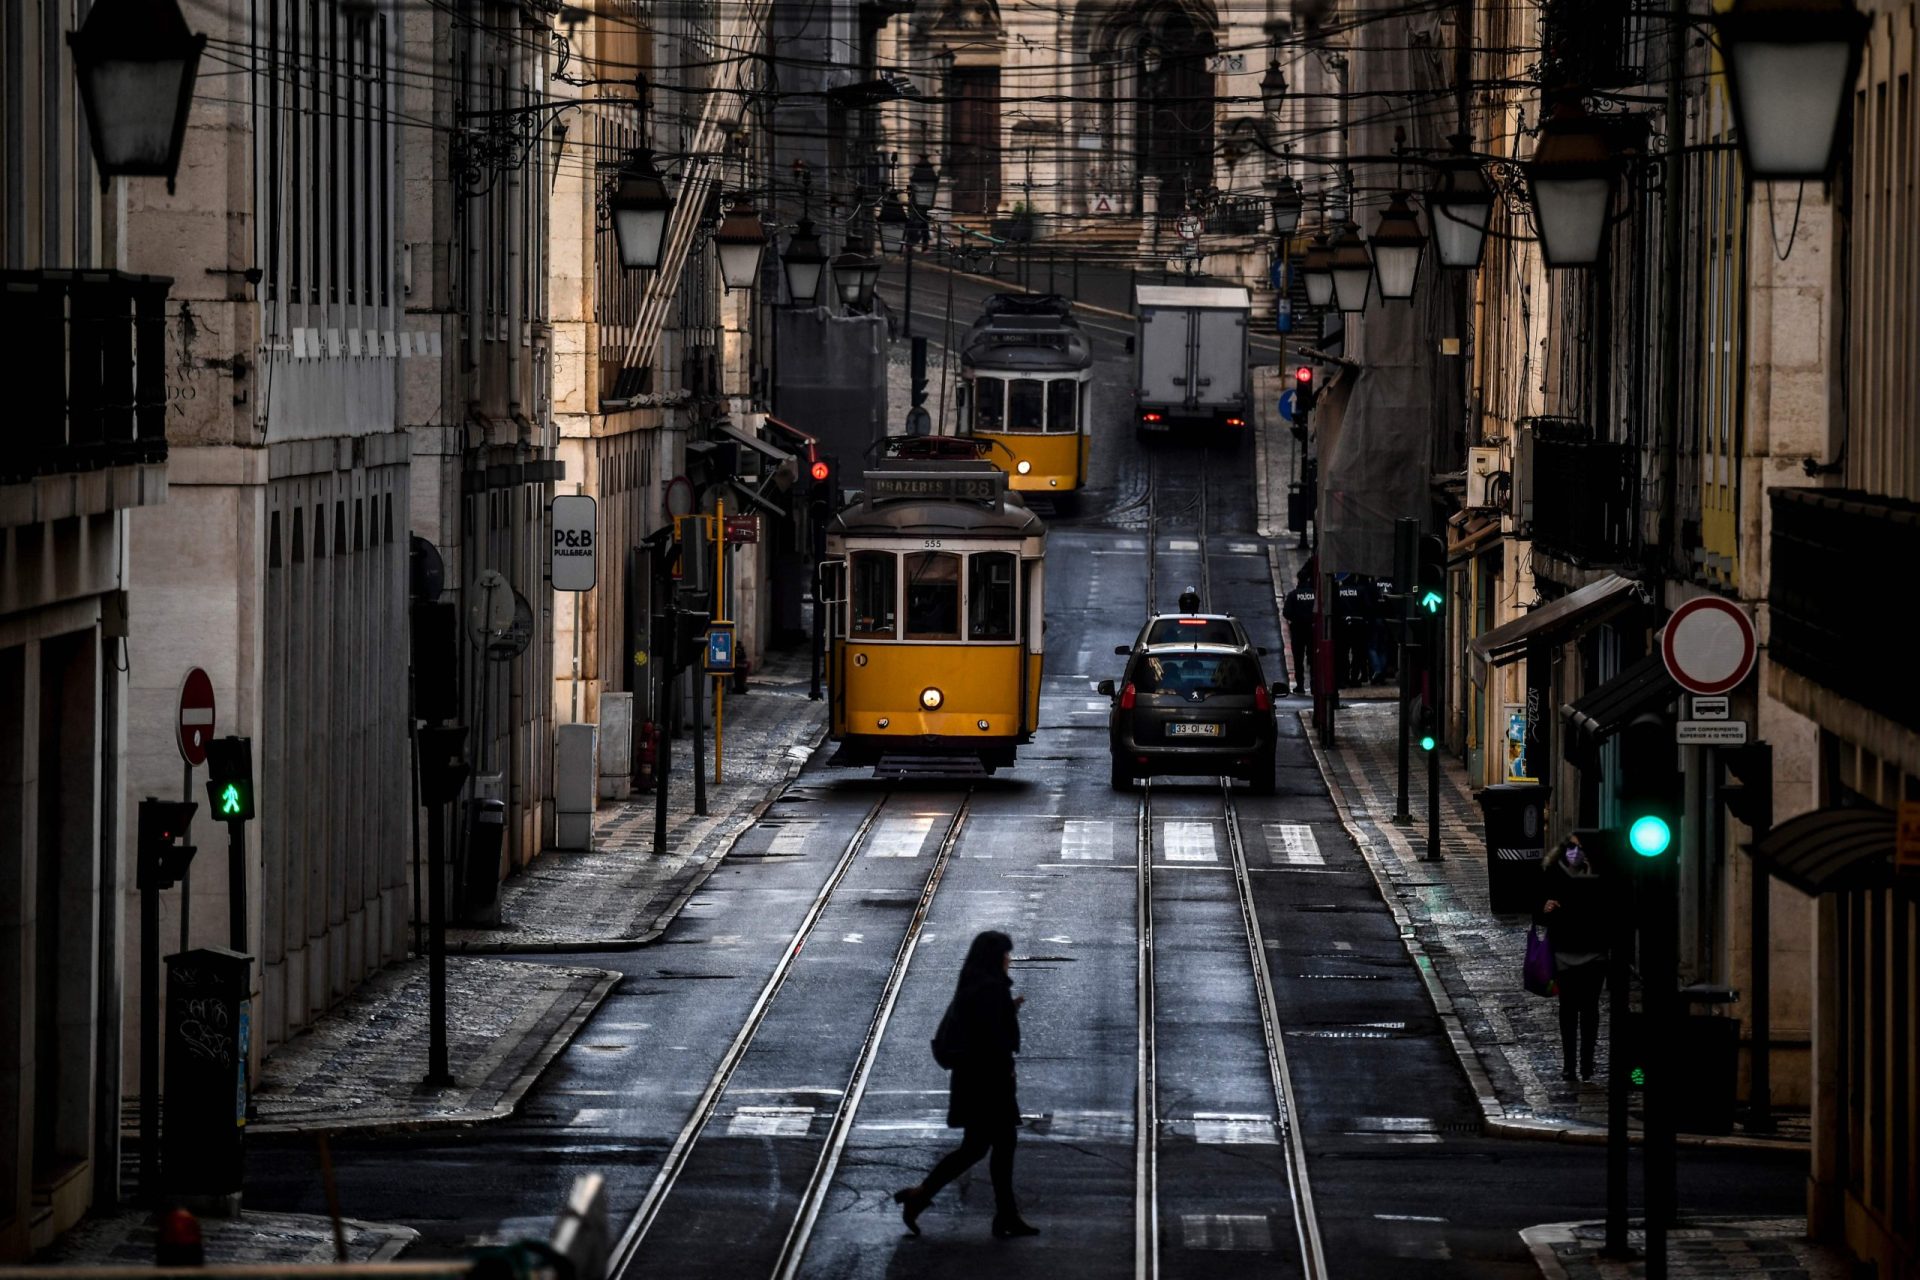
1523,106 -> 1620,269
909,155 -> 940,215
877,190 -> 910,254
782,216 -> 827,305
67,0 -> 207,190
1328,220 -> 1373,313
1302,230 -> 1335,308
610,149 -> 675,271
832,233 -> 882,311
1426,151 -> 1496,269
1717,0 -> 1871,180
1260,58 -> 1288,117
1272,179 -> 1303,235
712,201 -> 768,292
1369,191 -> 1427,302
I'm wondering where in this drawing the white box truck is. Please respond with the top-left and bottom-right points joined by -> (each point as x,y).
1131,284 -> 1253,437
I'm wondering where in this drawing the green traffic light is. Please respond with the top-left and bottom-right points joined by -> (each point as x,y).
1419,734 -> 1436,751
1628,814 -> 1672,857
1630,1066 -> 1645,1087
220,783 -> 243,816
1419,589 -> 1443,613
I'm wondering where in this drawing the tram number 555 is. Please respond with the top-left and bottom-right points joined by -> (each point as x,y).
923,538 -> 943,549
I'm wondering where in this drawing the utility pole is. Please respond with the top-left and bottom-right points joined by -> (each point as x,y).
1393,518 -> 1417,825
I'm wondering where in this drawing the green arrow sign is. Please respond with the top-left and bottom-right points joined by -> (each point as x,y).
1420,590 -> 1443,613
220,783 -> 243,816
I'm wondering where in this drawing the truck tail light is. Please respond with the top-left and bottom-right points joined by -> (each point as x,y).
1226,416 -> 1246,427
1141,412 -> 1163,423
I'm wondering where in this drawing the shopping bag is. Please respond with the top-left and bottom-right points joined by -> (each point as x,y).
1523,925 -> 1559,998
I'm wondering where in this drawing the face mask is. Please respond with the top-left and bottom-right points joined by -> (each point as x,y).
1564,848 -> 1583,866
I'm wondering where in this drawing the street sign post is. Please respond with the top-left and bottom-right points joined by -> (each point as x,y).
1689,695 -> 1730,720
723,515 -> 760,545
704,621 -> 736,674
1676,720 -> 1749,745
1661,597 -> 1757,695
550,495 -> 597,591
177,667 -> 216,766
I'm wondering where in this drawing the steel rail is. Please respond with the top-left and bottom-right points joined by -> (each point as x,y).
1221,788 -> 1328,1280
1133,783 -> 1159,1280
606,788 -> 895,1279
771,792 -> 975,1279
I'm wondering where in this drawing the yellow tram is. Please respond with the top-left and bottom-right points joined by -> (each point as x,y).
822,438 -> 1046,777
957,293 -> 1094,505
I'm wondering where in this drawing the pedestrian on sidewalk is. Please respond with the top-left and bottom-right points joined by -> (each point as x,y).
895,930 -> 1039,1240
1538,835 -> 1608,1082
1283,568 -> 1316,695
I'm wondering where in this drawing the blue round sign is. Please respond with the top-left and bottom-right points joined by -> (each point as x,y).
1278,388 -> 1297,421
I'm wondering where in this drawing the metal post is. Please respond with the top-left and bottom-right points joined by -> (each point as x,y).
1604,870 -> 1634,1257
1395,604 -> 1413,824
409,678 -> 423,956
1426,721 -> 1442,861
1748,840 -> 1775,1132
1393,518 -> 1417,824
425,795 -> 451,1085
654,643 -> 673,856
139,872 -> 159,1201
179,762 -> 191,951
1643,853 -> 1677,1280
226,820 -> 247,953
714,501 -> 726,788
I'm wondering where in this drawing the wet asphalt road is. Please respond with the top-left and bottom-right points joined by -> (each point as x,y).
244,298 -> 1805,1278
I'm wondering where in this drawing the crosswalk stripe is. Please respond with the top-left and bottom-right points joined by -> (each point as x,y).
1060,819 -> 1114,861
1264,822 -> 1324,865
1162,821 -> 1218,862
868,815 -> 936,858
767,821 -> 818,856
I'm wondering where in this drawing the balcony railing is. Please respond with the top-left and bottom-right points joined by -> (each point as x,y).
1,269 -> 172,485
1771,487 -> 1920,733
1527,419 -> 1635,567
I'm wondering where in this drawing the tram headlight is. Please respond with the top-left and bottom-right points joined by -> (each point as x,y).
877,717 -> 890,729
1048,478 -> 1058,487
977,719 -> 990,731
1016,460 -> 1032,475
920,687 -> 943,710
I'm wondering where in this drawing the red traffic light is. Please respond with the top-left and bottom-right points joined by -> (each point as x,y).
810,460 -> 830,482
1295,366 -> 1313,385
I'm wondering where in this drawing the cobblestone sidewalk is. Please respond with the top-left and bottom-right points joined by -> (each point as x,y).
1303,701 -> 1807,1148
25,1208 -> 415,1266
449,648 -> 825,952
247,956 -> 617,1134
1522,1217 -> 1851,1280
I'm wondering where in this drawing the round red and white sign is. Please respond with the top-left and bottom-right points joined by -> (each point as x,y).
1660,597 -> 1756,696
177,667 -> 216,767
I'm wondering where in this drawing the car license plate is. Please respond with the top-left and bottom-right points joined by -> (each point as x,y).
1168,722 -> 1222,737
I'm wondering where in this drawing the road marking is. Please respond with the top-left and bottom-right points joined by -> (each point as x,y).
868,815 -> 935,857
1062,818 -> 1114,861
1162,820 -> 1217,862
1265,822 -> 1323,865
1167,539 -> 1200,552
841,933 -> 864,944
1190,1113 -> 1279,1145
726,1106 -> 813,1137
1181,1214 -> 1276,1251
1375,1214 -> 1449,1223
767,821 -> 818,856
1227,541 -> 1261,554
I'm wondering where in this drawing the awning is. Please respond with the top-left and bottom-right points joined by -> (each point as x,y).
1447,511 -> 1501,562
726,478 -> 788,519
1468,573 -> 1647,667
714,421 -> 792,464
1560,654 -> 1680,763
1750,805 -> 1897,896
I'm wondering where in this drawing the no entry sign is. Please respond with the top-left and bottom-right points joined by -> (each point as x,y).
178,667 -> 216,766
1661,597 -> 1756,696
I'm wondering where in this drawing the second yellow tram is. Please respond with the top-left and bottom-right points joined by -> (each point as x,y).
957,293 -> 1094,505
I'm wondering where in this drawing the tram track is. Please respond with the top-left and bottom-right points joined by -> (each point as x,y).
606,787 -> 973,1280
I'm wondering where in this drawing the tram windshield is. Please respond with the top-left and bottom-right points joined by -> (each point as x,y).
969,552 -> 1017,640
1047,380 -> 1076,433
975,379 -> 1005,432
850,551 -> 897,639
971,376 -> 1077,434
1007,379 -> 1045,431
904,552 -> 961,640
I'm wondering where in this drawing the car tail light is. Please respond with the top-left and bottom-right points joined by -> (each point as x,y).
1254,683 -> 1273,712
1141,412 -> 1163,423
1119,682 -> 1137,710
1226,417 -> 1246,427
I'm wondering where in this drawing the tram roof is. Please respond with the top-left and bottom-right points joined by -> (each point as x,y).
829,461 -> 1045,538
961,292 -> 1092,372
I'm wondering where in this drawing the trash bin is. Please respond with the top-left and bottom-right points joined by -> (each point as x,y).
1475,783 -> 1551,914
463,796 -> 506,920
1674,984 -> 1741,1135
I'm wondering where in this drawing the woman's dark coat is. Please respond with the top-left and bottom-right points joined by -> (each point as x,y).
939,974 -> 1021,1129
1537,856 -> 1608,961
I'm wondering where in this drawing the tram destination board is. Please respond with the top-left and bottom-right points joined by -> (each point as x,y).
865,470 -> 1006,508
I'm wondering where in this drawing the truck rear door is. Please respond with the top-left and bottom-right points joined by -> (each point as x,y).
1137,306 -> 1191,406
1190,307 -> 1248,408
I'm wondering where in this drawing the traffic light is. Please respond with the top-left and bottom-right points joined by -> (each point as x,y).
137,798 -> 198,891
1417,703 -> 1437,752
1416,534 -> 1446,616
417,725 -> 471,806
674,606 -> 712,672
1719,742 -> 1773,830
204,736 -> 255,823
1290,366 -> 1316,442
1616,711 -> 1680,857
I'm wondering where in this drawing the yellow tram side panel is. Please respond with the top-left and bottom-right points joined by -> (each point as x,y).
831,640 -> 1033,740
975,430 -> 1086,494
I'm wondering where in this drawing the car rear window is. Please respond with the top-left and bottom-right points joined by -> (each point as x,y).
1134,653 -> 1258,697
1144,617 -> 1239,645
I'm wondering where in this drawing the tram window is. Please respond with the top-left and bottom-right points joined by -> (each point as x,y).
974,379 -> 1005,432
1046,380 -> 1076,433
849,551 -> 897,639
968,552 -> 1017,640
904,552 -> 961,640
1008,379 -> 1045,432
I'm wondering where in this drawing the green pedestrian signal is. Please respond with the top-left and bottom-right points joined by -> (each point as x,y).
1628,814 -> 1672,857
220,783 -> 244,816
204,737 -> 255,822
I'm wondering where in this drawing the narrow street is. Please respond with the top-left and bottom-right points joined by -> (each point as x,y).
238,338 -> 1805,1277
